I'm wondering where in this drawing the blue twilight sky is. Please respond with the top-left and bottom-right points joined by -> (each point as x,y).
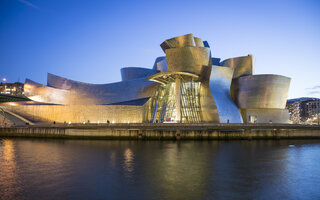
0,0 -> 320,98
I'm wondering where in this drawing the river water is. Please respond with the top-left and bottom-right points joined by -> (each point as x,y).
0,138 -> 320,200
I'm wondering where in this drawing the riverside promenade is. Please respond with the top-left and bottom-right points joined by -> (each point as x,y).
1,123 -> 320,140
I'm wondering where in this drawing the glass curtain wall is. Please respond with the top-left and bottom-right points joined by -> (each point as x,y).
144,80 -> 201,123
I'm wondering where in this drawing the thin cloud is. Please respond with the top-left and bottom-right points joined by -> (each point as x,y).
306,85 -> 320,90
18,0 -> 39,9
307,91 -> 320,95
305,85 -> 320,96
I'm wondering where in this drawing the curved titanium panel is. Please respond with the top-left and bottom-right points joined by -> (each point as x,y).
194,37 -> 204,47
165,47 -> 211,75
209,66 -> 243,123
30,75 -> 159,105
47,73 -> 92,90
231,74 -> 291,109
220,55 -> 254,78
152,57 -> 167,72
24,79 -> 70,104
120,67 -> 159,81
199,81 -> 220,123
212,57 -> 221,66
160,34 -> 195,52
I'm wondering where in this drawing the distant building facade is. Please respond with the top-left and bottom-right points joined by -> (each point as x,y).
286,98 -> 320,124
0,82 -> 24,96
1,34 -> 291,124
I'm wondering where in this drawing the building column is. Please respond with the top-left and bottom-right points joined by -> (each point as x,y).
175,78 -> 181,123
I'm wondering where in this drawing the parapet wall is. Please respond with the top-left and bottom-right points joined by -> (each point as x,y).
1,124 -> 319,140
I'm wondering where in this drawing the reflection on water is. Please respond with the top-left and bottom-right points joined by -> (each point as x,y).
0,140 -> 18,200
0,139 -> 320,200
123,148 -> 134,179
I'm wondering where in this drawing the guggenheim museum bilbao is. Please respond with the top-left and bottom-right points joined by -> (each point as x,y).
2,34 -> 291,124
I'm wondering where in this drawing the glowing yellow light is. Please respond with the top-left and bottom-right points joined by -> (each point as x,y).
24,84 -> 32,90
28,96 -> 43,102
3,140 -> 14,161
112,121 -> 115,123
9,102 -> 16,106
97,121 -> 100,124
68,121 -> 71,124
124,148 -> 134,173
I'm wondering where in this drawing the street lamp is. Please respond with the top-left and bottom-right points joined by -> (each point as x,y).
2,78 -> 7,82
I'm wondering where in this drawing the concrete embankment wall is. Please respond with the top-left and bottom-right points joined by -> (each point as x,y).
1,124 -> 320,140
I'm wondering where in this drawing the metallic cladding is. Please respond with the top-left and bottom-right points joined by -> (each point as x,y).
203,41 -> 210,48
152,57 -> 167,72
209,66 -> 243,123
24,79 -> 70,104
120,67 -> 159,81
47,73 -> 91,90
200,81 -> 220,123
212,58 -> 221,66
194,37 -> 204,47
231,74 -> 291,109
165,47 -> 211,75
198,65 -> 220,123
3,103 -> 143,123
28,75 -> 159,105
158,34 -> 219,123
160,34 -> 196,52
220,55 -> 255,78
15,34 -> 291,124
